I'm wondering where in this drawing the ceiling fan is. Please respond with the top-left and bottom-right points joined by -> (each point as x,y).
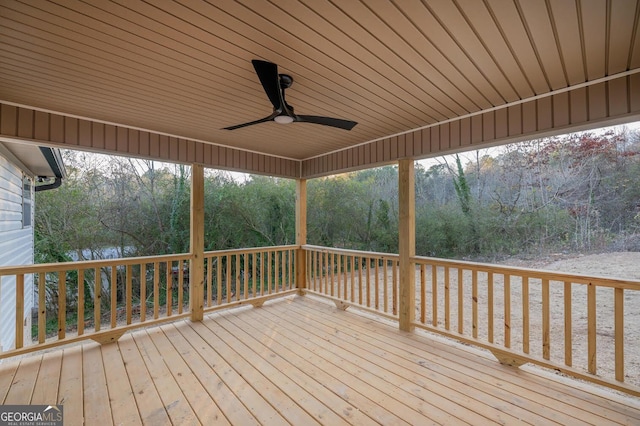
223,60 -> 357,131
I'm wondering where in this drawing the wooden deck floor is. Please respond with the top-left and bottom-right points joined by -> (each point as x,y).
1,295 -> 639,425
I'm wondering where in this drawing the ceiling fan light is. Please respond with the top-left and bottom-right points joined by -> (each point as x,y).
274,115 -> 294,124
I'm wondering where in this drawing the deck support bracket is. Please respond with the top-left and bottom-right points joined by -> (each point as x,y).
91,330 -> 126,345
489,349 -> 528,368
334,300 -> 350,311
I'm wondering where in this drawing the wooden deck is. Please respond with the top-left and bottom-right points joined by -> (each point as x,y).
1,296 -> 639,425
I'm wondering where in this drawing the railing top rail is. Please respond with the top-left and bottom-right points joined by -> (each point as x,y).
0,253 -> 193,275
302,244 -> 400,260
412,254 -> 640,290
204,245 -> 300,257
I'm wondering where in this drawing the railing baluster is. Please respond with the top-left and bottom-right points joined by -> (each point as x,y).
542,279 -> 550,360
432,265 -> 437,327
444,267 -> 450,331
267,251 -> 273,296
78,269 -> 85,335
95,268 -> 101,332
392,261 -> 398,315
309,251 -> 314,291
126,264 -> 133,324
15,274 -> 24,349
472,269 -> 478,339
58,271 -> 66,340
350,256 -> 355,303
504,274 -> 511,348
260,252 -> 264,296
288,249 -> 293,290
358,257 -> 363,305
615,287 -> 624,382
330,253 -> 335,297
273,252 -> 279,295
374,259 -> 379,309
366,257 -> 371,308
226,255 -> 232,303
487,272 -> 493,343
523,275 -> 529,354
38,273 -> 46,343
337,254 -> 342,299
315,251 -> 320,292
206,257 -> 212,307
564,281 -> 572,366
110,266 -> 117,328
178,260 -> 184,314
217,256 -> 223,304
244,253 -> 249,299
153,262 -> 160,319
252,253 -> 258,297
458,268 -> 464,334
420,264 -> 426,324
233,254 -> 241,300
283,250 -> 287,292
140,264 -> 146,323
322,251 -> 327,294
383,260 -> 388,313
588,281 -> 596,374
166,261 -> 173,316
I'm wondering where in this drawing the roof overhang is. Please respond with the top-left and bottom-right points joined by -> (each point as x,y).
0,137 -> 65,179
1,1 -> 639,178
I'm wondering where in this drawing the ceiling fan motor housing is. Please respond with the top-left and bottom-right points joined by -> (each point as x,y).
279,74 -> 293,89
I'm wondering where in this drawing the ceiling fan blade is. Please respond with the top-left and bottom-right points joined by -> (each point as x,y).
296,115 -> 358,130
222,112 -> 278,130
252,59 -> 282,110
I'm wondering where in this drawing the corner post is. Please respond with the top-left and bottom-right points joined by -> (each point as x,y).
398,159 -> 415,332
190,164 -> 205,321
296,179 -> 307,294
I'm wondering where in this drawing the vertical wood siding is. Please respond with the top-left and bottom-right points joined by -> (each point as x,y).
3,75 -> 638,180
0,105 -> 299,179
301,74 -> 640,178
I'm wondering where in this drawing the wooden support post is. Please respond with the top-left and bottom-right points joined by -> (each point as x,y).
296,179 -> 307,295
398,159 -> 415,332
190,164 -> 205,321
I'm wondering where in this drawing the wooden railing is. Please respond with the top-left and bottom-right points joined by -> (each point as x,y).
412,256 -> 640,395
0,246 -> 297,359
302,245 -> 640,396
304,245 -> 400,318
203,245 -> 298,310
2,243 -> 638,395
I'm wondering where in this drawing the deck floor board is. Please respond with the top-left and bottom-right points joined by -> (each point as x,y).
233,302 -> 470,424
282,297 -> 619,424
82,344 -> 113,425
295,298 -> 640,424
0,295 -> 638,425
4,354 -> 41,405
30,350 -> 62,405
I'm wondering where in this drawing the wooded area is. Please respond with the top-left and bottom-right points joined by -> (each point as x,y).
35,127 -> 640,264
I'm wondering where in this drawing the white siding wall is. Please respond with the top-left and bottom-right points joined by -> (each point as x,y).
0,154 -> 34,351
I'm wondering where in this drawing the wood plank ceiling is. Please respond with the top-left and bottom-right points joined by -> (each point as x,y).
1,0 -> 639,165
